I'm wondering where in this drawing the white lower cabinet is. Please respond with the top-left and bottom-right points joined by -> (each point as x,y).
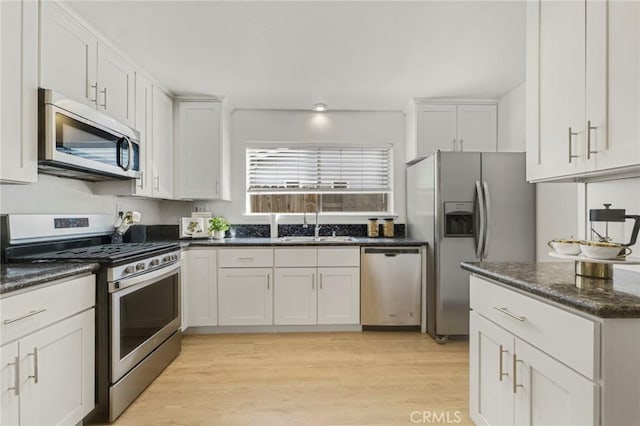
218,268 -> 273,326
469,274 -> 640,425
317,267 -> 360,325
274,268 -> 317,325
184,249 -> 218,327
0,274 -> 95,426
470,311 -> 595,426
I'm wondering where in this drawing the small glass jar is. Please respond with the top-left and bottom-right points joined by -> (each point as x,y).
383,218 -> 395,238
367,218 -> 379,238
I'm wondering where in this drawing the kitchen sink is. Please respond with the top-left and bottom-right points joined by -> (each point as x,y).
278,236 -> 359,243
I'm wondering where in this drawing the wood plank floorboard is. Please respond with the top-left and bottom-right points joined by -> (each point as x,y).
111,332 -> 471,426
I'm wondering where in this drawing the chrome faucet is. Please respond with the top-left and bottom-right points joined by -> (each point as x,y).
303,201 -> 322,238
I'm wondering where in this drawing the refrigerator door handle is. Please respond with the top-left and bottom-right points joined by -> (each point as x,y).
482,181 -> 491,258
475,181 -> 486,259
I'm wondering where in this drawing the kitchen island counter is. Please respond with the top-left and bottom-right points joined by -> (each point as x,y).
461,261 -> 640,318
1,263 -> 100,295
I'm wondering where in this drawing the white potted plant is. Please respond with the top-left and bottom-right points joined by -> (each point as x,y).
208,216 -> 230,240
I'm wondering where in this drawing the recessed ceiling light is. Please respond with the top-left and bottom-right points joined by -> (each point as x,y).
312,103 -> 328,112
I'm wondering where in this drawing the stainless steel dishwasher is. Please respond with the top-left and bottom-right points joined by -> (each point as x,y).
361,247 -> 422,326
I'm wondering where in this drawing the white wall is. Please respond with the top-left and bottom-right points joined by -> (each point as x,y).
585,177 -> 640,272
198,109 -> 406,225
497,82 -> 526,152
0,174 -> 164,224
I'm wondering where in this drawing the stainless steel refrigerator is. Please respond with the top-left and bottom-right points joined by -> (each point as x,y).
407,151 -> 535,342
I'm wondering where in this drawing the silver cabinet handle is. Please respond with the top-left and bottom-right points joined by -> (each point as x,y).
459,139 -> 464,152
90,83 -> 98,104
568,127 -> 578,163
28,348 -> 38,384
3,309 -> 47,325
7,356 -> 19,395
494,306 -> 525,322
266,273 -> 270,290
499,345 -> 509,382
587,120 -> 598,159
100,87 -> 108,108
451,139 -> 456,151
154,175 -> 160,190
319,273 -> 323,289
512,353 -> 523,394
216,180 -> 220,194
138,171 -> 144,189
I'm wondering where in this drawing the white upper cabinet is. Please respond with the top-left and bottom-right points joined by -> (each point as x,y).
527,0 -> 640,182
40,1 -> 98,107
406,100 -> 497,163
97,43 -> 135,126
40,2 -> 135,127
152,87 -> 174,199
174,99 -> 230,200
0,0 -> 38,183
132,73 -> 154,197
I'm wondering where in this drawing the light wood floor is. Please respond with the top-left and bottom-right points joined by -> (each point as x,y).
112,332 -> 471,426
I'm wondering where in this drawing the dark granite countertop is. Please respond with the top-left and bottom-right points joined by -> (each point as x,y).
185,237 -> 426,247
1,263 -> 100,295
461,261 -> 640,318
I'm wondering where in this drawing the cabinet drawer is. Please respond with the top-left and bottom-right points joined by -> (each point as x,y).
275,248 -> 317,267
1,274 -> 95,344
317,247 -> 360,267
470,275 -> 597,380
218,248 -> 273,268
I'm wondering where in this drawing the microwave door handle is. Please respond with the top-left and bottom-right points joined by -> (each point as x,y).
116,137 -> 132,171
475,181 -> 485,259
124,137 -> 133,171
482,181 -> 491,259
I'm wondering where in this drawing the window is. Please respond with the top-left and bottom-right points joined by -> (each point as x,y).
246,145 -> 392,214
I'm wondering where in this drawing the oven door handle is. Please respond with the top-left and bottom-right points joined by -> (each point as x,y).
109,262 -> 180,293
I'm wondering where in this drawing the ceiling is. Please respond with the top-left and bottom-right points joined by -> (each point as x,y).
67,0 -> 526,111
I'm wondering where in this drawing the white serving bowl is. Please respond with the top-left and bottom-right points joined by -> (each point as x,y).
548,239 -> 583,255
580,241 -> 632,260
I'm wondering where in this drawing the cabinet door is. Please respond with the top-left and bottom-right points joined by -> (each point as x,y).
586,0 -> 640,172
416,104 -> 458,157
0,0 -> 38,183
469,312 -> 514,426
152,87 -> 174,199
185,249 -> 218,327
19,309 -> 95,426
175,101 -> 223,199
317,267 -> 360,325
457,105 -> 497,152
274,268 -> 317,325
40,1 -> 97,106
218,268 -> 273,326
97,43 -> 135,126
527,0 -> 586,181
1,342 -> 19,426
132,73 -> 154,196
514,337 -> 596,426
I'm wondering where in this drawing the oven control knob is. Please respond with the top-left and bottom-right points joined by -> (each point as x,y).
162,256 -> 171,263
136,262 -> 146,271
149,259 -> 160,267
171,254 -> 178,261
123,266 -> 135,275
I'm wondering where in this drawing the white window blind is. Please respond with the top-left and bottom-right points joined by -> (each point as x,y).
247,146 -> 392,193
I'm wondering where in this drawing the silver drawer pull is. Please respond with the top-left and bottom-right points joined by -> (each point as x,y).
236,257 -> 254,261
499,345 -> 509,382
493,306 -> 525,322
3,309 -> 47,325
28,348 -> 38,384
7,356 -> 19,395
512,353 -> 524,394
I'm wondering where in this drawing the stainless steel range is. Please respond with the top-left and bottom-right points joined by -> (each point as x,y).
2,214 -> 181,423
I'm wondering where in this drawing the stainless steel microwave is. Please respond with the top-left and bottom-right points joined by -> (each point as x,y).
38,88 -> 141,181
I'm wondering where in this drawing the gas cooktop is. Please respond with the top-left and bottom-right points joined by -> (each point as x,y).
12,242 -> 179,263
